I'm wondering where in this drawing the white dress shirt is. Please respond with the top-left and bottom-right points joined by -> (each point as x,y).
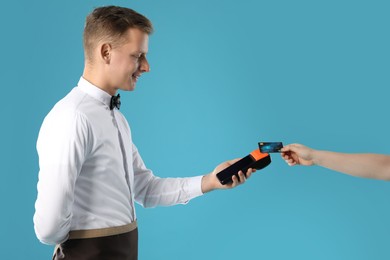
34,77 -> 204,245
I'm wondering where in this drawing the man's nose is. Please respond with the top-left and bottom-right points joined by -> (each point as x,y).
140,58 -> 150,73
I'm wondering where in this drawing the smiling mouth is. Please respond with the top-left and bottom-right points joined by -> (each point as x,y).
132,74 -> 140,82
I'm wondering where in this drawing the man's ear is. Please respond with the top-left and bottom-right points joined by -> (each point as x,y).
100,43 -> 112,64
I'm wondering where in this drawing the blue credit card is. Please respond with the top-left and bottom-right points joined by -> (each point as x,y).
258,142 -> 283,153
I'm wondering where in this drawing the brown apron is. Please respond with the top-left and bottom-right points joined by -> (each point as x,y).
53,222 -> 138,260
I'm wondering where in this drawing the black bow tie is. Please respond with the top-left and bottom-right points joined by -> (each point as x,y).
110,94 -> 121,110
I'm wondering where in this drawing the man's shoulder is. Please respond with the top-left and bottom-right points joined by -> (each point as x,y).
45,88 -> 90,122
56,87 -> 87,110
37,88 -> 94,147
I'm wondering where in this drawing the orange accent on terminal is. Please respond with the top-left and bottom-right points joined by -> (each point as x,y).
250,149 -> 269,161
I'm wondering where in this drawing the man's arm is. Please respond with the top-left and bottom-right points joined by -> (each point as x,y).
281,143 -> 390,180
34,110 -> 88,245
132,144 -> 252,208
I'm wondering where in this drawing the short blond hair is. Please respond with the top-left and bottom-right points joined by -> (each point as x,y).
83,6 -> 153,62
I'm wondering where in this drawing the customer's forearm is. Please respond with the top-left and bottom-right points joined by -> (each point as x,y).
313,150 -> 390,180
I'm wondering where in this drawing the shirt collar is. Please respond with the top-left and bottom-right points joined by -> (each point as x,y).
77,77 -> 112,108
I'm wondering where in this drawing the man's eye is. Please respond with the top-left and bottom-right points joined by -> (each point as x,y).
131,53 -> 142,61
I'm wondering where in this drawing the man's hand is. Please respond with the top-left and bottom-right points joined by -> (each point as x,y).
201,159 -> 256,193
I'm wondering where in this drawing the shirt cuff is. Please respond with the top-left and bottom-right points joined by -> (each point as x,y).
185,175 -> 204,201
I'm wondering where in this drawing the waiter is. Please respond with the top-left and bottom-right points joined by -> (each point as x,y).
34,6 -> 254,260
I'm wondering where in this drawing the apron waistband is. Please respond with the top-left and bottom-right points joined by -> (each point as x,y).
68,221 -> 138,239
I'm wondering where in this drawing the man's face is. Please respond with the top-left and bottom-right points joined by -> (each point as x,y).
107,28 -> 150,92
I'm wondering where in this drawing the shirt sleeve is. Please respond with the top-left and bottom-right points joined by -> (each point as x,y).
132,144 -> 204,208
34,109 -> 90,245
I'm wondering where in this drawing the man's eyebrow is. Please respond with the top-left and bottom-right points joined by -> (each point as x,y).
131,51 -> 146,55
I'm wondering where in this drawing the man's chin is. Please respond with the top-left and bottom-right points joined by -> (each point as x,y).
120,83 -> 136,92
129,80 -> 137,91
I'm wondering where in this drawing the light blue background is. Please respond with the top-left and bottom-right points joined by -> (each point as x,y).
1,0 -> 389,259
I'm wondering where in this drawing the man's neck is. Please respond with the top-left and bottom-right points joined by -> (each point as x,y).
82,67 -> 117,96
